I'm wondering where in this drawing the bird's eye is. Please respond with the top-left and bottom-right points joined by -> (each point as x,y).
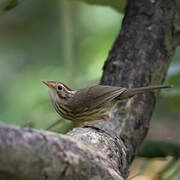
57,85 -> 63,91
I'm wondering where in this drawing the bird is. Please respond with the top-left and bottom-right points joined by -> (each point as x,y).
42,80 -> 172,128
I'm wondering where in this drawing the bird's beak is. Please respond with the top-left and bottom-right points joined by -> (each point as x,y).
42,80 -> 55,89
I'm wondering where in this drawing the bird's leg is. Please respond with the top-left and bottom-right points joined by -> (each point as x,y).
46,119 -> 62,130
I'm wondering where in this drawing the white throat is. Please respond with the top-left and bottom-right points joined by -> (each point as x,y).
48,88 -> 60,104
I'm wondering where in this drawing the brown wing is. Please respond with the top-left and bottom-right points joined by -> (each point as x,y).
67,85 -> 127,113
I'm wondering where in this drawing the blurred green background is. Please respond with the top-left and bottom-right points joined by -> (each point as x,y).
0,0 -> 179,138
0,0 -> 180,179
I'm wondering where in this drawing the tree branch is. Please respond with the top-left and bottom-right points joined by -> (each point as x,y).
100,0 -> 179,168
0,122 -> 124,180
0,0 -> 180,179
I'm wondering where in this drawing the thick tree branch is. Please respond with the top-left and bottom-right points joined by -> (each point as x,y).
0,0 -> 180,180
0,122 -> 124,180
100,0 -> 178,168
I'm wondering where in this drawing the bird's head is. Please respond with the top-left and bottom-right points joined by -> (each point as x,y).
42,80 -> 75,103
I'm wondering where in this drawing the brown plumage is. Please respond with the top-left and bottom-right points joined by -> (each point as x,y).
42,80 -> 172,127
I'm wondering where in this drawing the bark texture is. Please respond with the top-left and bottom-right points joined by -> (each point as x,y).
0,0 -> 180,180
100,0 -> 179,167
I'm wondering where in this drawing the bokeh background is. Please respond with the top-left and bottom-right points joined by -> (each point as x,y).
0,0 -> 179,179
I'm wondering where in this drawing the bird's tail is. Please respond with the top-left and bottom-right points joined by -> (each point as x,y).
118,85 -> 172,100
